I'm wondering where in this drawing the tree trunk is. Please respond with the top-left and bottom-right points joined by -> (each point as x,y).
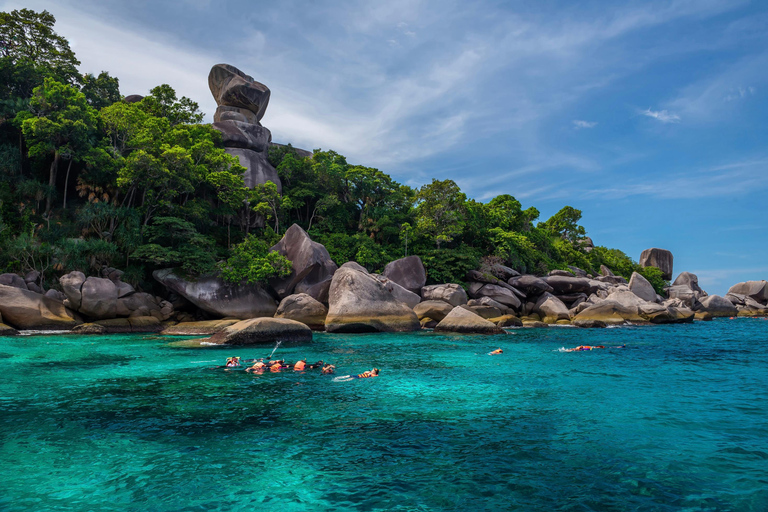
45,150 -> 60,215
62,157 -> 74,209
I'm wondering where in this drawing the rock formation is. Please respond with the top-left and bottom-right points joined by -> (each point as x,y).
269,224 -> 338,302
208,64 -> 281,195
0,284 -> 80,330
208,317 -> 313,345
381,256 -> 427,294
274,293 -> 328,330
434,306 -> 505,335
639,248 -> 674,280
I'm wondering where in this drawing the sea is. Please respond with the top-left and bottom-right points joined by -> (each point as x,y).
1,318 -> 766,511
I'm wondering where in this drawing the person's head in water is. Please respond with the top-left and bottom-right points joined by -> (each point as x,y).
371,368 -> 380,376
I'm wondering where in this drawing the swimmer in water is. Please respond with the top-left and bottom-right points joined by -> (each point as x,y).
352,368 -> 380,379
489,348 -> 503,355
563,345 -> 605,352
225,356 -> 241,367
245,361 -> 267,373
293,359 -> 307,371
321,364 -> 336,374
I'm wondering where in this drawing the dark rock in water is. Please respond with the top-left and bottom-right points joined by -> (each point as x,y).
0,284 -> 80,330
0,322 -> 19,335
72,323 -> 106,334
727,281 -> 768,303
269,224 -> 338,300
0,273 -> 27,290
208,317 -> 312,345
325,265 -> 419,333
509,275 -> 553,296
214,105 -> 260,124
435,306 -> 504,335
275,293 -> 328,331
639,248 -> 673,280
153,269 -> 277,319
382,256 -> 426,294
628,272 -> 657,303
225,147 -> 281,193
573,319 -> 606,328
213,120 -> 271,152
413,300 -> 454,322
421,284 -> 468,306
123,94 -> 144,103
208,63 -> 270,121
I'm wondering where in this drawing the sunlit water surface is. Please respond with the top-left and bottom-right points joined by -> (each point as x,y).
1,319 -> 767,511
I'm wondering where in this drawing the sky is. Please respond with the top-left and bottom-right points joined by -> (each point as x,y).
3,0 -> 767,295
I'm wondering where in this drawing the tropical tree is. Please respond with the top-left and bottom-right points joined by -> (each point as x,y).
415,179 -> 467,249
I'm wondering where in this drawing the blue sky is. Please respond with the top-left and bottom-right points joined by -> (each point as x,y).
4,0 -> 767,295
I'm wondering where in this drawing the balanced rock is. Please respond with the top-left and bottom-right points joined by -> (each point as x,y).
697,295 -> 738,317
208,63 -> 270,121
727,281 -> 768,303
639,248 -> 673,280
381,256 -> 426,294
434,306 -> 504,335
208,317 -> 312,345
0,284 -> 79,330
275,293 -> 328,330
226,148 -> 281,192
413,300 -> 454,322
628,272 -> 657,303
153,269 -> 277,319
269,224 -> 338,301
325,265 -> 420,333
214,105 -> 260,124
421,284 -> 467,306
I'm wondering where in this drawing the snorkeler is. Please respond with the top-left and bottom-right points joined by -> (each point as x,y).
293,359 -> 307,371
225,356 -> 242,367
245,361 -> 267,373
334,368 -> 380,381
563,345 -> 605,352
321,364 -> 336,374
489,348 -> 503,355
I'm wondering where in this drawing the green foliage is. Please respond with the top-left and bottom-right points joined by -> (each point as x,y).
637,266 -> 668,296
133,216 -> 218,275
415,179 -> 467,249
539,205 -> 586,243
80,71 -> 120,109
420,244 -> 482,286
219,234 -> 292,284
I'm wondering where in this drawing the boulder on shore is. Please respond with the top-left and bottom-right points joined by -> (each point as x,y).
325,265 -> 420,333
381,256 -> 426,294
572,301 -> 645,325
672,272 -> 707,297
508,275 -> 553,296
727,281 -> 768,303
269,224 -> 338,301
696,295 -> 738,317
639,248 -> 673,280
628,272 -> 657,303
373,275 -> 421,309
413,300 -> 454,322
0,284 -> 79,330
208,317 -> 312,345
153,269 -> 277,319
274,293 -> 328,330
434,306 -> 505,335
420,284 -> 468,306
534,293 -> 570,323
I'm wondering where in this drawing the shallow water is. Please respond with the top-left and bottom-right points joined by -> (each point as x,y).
1,319 -> 767,511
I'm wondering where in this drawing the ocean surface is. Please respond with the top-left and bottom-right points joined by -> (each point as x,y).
1,319 -> 767,511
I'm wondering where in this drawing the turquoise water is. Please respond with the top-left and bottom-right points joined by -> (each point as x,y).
1,319 -> 767,511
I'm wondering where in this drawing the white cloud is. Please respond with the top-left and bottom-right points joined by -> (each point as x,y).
724,86 -> 756,101
641,108 -> 681,123
573,120 -> 597,129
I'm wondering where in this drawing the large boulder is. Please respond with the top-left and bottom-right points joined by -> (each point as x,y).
214,105 -> 260,125
0,284 -> 79,330
208,317 -> 312,345
274,293 -> 328,330
599,265 -> 614,277
381,256 -> 426,294
79,277 -> 118,320
639,248 -> 673,280
673,272 -> 707,297
325,265 -> 420,333
727,281 -> 768,303
213,121 -> 271,152
60,271 -> 86,310
269,224 -> 338,300
153,269 -> 277,319
667,285 -> 697,308
543,275 -> 594,295
572,301 -> 645,325
413,300 -> 454,322
628,272 -> 657,303
420,284 -> 468,306
509,275 -> 553,296
225,148 -> 281,193
534,293 -> 570,323
208,63 -> 270,121
115,292 -> 173,321
372,275 -> 421,309
467,270 -> 525,298
485,264 -> 520,280
434,306 -> 504,335
697,295 -> 738,317
472,283 -> 521,309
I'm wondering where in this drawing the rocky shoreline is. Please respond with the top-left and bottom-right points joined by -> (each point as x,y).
1,225 -> 766,342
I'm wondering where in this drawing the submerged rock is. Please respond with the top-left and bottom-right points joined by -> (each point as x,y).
208,317 -> 312,345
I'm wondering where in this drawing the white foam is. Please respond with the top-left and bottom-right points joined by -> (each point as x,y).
17,330 -> 72,336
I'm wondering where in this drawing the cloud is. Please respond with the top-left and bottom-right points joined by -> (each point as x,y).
572,120 -> 597,129
640,108 -> 681,123
724,86 -> 756,102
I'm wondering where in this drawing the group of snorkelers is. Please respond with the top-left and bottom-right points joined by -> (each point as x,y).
223,356 -> 380,379
561,344 -> 626,352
